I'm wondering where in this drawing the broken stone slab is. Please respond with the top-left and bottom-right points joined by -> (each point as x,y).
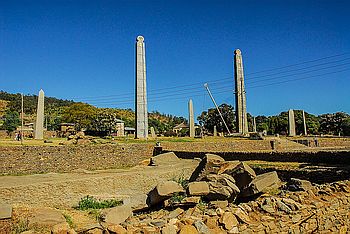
187,181 -> 210,196
51,222 -> 74,234
100,205 -> 132,225
167,207 -> 184,219
107,224 -> 127,234
0,204 -> 12,220
150,152 -> 180,166
206,182 -> 240,201
179,224 -> 198,234
28,207 -> 66,227
189,153 -> 225,181
204,174 -> 240,201
231,207 -> 252,225
147,181 -> 185,206
162,224 -> 177,234
240,171 -> 281,197
208,200 -> 229,209
194,220 -> 211,234
219,162 -> 256,190
286,178 -> 313,191
219,212 -> 238,230
164,196 -> 201,208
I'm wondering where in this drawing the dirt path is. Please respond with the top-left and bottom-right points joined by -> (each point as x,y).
0,159 -> 199,209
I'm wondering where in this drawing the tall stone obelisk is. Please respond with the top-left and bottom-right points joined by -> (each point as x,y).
288,109 -> 296,137
135,35 -> 148,139
234,49 -> 248,135
302,110 -> 307,136
34,89 -> 45,140
188,99 -> 195,138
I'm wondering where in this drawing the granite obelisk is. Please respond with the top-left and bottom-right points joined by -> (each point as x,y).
135,36 -> 148,139
189,99 -> 195,138
253,116 -> 257,132
288,109 -> 296,137
302,110 -> 307,136
34,89 -> 45,140
234,49 -> 248,135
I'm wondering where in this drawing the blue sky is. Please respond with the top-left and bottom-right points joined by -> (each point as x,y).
1,0 -> 349,119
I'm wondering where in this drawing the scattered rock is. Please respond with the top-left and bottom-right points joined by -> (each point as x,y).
187,181 -> 210,196
190,154 -> 225,181
194,220 -> 210,234
219,212 -> 238,230
219,162 -> 256,190
101,205 -> 132,225
150,152 -> 180,166
162,224 -> 177,234
51,222 -> 71,234
28,207 -> 66,227
167,208 -> 184,219
0,204 -> 12,220
107,224 -> 127,234
241,171 -> 281,197
209,201 -> 229,209
179,224 -> 198,234
148,181 -> 185,206
287,178 -> 313,191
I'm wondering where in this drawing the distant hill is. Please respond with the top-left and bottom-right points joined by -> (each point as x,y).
0,91 -> 186,132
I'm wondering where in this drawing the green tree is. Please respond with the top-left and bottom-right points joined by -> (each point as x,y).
3,110 -> 20,133
62,103 -> 97,131
197,103 -> 235,133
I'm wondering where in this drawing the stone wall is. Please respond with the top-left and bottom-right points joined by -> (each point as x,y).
0,144 -> 154,175
164,150 -> 350,165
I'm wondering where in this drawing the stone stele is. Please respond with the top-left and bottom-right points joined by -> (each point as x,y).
34,89 -> 45,140
188,99 -> 195,138
135,35 -> 148,139
288,109 -> 296,137
234,49 -> 248,135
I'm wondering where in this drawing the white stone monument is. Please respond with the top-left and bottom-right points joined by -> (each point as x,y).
34,89 -> 45,140
188,99 -> 195,138
135,35 -> 148,139
288,109 -> 296,137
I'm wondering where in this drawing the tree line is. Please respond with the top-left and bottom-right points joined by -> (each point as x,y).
198,103 -> 350,136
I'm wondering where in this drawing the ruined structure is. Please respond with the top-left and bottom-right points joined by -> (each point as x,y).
34,89 -> 45,140
135,36 -> 148,139
234,49 -> 248,135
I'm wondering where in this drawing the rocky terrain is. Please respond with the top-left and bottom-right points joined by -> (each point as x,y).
1,152 -> 350,233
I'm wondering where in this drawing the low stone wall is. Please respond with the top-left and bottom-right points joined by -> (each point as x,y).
0,144 -> 154,175
164,150 -> 350,165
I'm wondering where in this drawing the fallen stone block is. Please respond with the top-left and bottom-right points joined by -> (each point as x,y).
147,181 -> 185,206
150,152 -> 180,166
241,171 -> 281,197
219,162 -> 256,190
204,174 -> 240,201
51,222 -> 72,234
189,153 -> 225,181
206,182 -> 240,201
101,205 -> 132,225
179,225 -> 198,234
187,181 -> 210,196
0,204 -> 12,220
209,200 -> 229,209
28,207 -> 66,227
286,178 -> 313,191
194,220 -> 211,234
219,212 -> 238,230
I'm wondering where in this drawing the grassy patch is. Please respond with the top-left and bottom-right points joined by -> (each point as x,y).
63,213 -> 75,229
74,195 -> 123,210
12,219 -> 29,234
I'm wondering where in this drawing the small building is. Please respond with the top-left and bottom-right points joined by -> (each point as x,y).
124,127 -> 135,136
114,119 -> 125,137
60,123 -> 75,133
173,122 -> 189,134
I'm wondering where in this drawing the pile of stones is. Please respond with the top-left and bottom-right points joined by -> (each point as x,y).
147,153 -> 281,209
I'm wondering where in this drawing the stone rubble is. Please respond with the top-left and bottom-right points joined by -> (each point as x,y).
3,152 -> 350,234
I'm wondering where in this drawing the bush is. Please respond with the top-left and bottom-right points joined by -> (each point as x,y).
74,195 -> 123,210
